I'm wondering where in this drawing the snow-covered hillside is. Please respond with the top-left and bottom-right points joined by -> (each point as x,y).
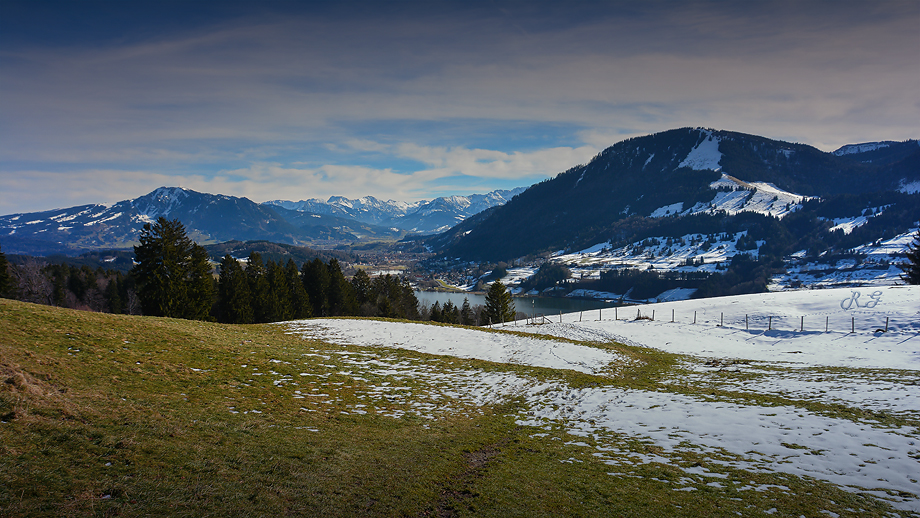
699,173 -> 808,218
285,285 -> 920,513
548,231 -> 764,296
531,223 -> 917,301
648,131 -> 808,220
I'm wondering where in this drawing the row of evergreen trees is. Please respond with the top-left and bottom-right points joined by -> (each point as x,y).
214,253 -> 420,324
128,219 -> 518,325
129,218 -> 422,324
417,280 -> 517,326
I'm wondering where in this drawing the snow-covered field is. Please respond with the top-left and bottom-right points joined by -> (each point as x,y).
284,285 -> 920,513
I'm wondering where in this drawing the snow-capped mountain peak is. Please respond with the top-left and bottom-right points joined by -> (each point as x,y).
263,188 -> 525,234
131,186 -> 191,223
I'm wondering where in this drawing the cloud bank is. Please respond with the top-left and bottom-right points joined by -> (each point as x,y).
0,1 -> 917,213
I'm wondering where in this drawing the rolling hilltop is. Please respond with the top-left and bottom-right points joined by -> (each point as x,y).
428,128 -> 920,262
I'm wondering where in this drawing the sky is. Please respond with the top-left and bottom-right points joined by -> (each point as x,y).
1,0 -> 918,215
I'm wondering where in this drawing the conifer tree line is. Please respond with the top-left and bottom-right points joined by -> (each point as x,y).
0,219 -> 528,325
420,297 -> 480,326
213,253 -> 420,323
131,218 -> 424,324
0,219 -> 432,323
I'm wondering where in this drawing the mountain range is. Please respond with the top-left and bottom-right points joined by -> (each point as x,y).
2,126 -> 917,290
0,186 -> 524,255
425,128 -> 919,264
265,188 -> 525,233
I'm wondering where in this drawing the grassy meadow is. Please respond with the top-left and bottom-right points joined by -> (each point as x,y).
0,298 -> 909,517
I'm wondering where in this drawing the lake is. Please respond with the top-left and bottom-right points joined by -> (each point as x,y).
414,290 -> 620,319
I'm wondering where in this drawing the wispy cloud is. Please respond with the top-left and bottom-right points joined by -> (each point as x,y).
1,1 -> 917,214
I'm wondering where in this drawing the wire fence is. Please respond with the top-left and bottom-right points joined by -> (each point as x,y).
510,289 -> 908,335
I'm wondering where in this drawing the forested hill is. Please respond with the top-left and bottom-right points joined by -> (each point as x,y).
428,128 -> 920,261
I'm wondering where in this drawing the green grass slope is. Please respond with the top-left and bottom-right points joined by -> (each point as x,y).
0,299 -> 907,517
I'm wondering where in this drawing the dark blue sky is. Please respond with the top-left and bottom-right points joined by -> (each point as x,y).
1,0 -> 918,213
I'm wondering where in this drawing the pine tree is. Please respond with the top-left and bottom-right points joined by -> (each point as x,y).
326,259 -> 357,316
185,244 -> 215,320
246,252 -> 271,323
265,260 -> 293,322
460,297 -> 474,325
285,259 -> 312,319
441,300 -> 459,324
302,258 -> 330,317
900,228 -> 920,285
483,280 -> 515,325
217,255 -> 253,323
351,269 -> 372,306
398,276 -> 420,320
104,276 -> 123,313
368,274 -> 419,319
132,217 -> 210,318
430,301 -> 442,322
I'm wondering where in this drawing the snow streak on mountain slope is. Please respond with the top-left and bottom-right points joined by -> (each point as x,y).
552,231 -> 762,289
677,130 -> 722,170
702,173 -> 807,218
647,174 -> 809,220
132,186 -> 191,223
832,142 -> 894,156
671,131 -> 806,219
285,286 -> 920,512
830,140 -> 920,157
900,179 -> 920,194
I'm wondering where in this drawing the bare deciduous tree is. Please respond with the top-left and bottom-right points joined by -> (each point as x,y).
12,260 -> 52,305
